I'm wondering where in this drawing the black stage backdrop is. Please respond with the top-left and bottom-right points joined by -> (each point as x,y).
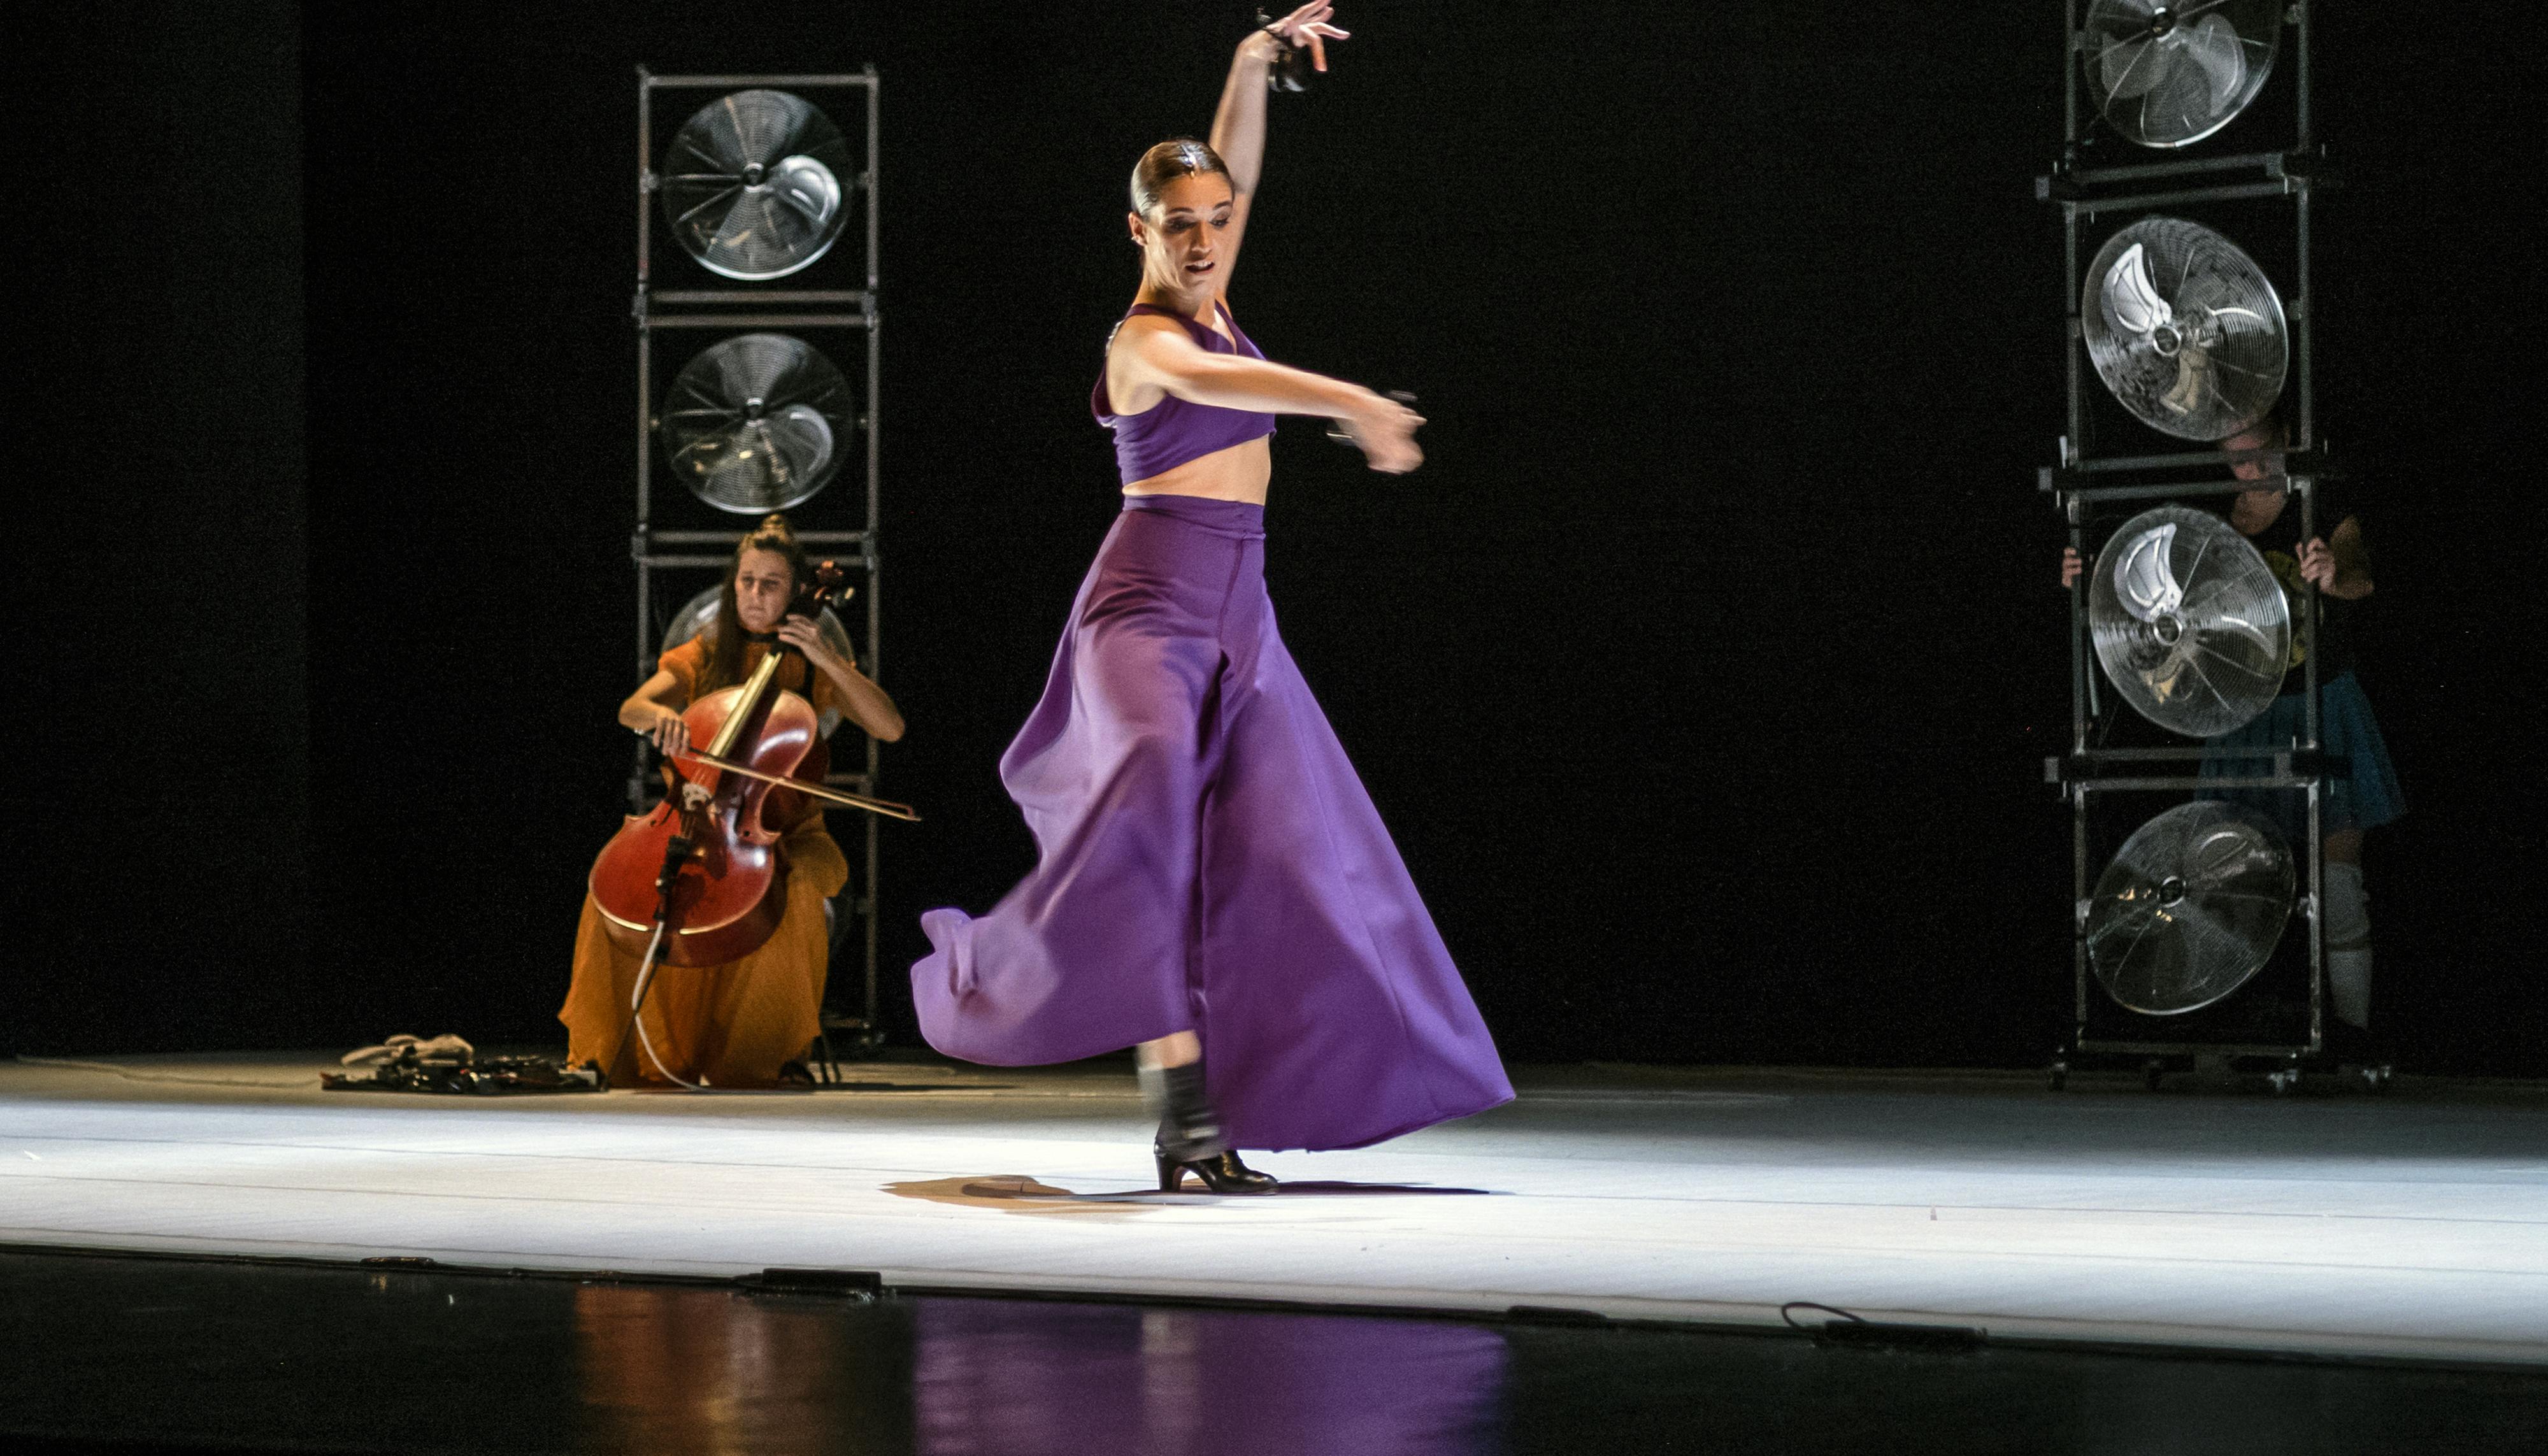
14,1 -> 310,1053
18,3 -> 2542,1073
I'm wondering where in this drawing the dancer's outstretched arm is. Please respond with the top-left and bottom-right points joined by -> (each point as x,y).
1206,2 -> 1349,299
1114,314 -> 1422,473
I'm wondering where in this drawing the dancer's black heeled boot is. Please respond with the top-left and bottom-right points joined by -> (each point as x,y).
1140,1060 -> 1277,1194
1157,1147 -> 1278,1194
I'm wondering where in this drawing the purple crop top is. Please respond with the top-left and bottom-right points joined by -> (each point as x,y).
1093,300 -> 1278,485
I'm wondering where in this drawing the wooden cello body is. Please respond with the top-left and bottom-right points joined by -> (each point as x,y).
587,648 -> 824,967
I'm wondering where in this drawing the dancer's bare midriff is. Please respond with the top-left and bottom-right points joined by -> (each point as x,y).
1122,437 -> 1273,504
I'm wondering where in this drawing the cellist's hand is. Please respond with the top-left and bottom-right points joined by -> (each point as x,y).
777,614 -> 848,676
649,708 -> 692,760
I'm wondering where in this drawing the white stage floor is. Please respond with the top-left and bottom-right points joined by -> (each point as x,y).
4,1054 -> 2545,1366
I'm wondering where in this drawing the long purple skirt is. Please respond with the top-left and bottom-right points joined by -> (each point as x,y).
912,494 -> 1513,1152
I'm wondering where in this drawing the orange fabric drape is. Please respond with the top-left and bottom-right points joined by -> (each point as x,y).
559,815 -> 849,1088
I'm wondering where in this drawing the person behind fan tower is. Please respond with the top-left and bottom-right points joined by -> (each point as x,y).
2061,414 -> 2403,1060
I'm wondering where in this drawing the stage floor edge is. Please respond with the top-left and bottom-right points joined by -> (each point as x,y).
5,1053 -> 2544,1368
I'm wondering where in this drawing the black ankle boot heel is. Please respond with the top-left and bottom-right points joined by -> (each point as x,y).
1138,1060 -> 1277,1193
1156,1147 -> 1278,1194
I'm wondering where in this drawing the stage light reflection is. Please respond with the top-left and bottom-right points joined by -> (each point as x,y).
568,1286 -> 1503,1455
913,1299 -> 1505,1456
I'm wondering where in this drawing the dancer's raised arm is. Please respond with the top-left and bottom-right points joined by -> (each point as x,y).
1206,3 -> 1349,297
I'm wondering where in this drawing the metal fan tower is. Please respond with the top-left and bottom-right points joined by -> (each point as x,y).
2038,2 -> 2347,1091
630,68 -> 887,1067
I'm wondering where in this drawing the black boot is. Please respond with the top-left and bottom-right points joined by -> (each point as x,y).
1158,1148 -> 1279,1194
1140,1060 -> 1277,1194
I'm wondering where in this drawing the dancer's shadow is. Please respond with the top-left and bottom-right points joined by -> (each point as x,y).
1240,1181 -> 1496,1197
886,1175 -> 1498,1218
812,1081 -> 1010,1093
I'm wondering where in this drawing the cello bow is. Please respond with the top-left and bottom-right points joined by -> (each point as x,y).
671,747 -> 921,822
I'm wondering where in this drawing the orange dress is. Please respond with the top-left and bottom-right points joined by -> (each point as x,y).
559,636 -> 854,1088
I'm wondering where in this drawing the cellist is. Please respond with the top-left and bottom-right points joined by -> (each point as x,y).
560,513 -> 905,1087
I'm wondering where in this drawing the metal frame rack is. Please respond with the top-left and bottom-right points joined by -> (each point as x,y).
630,68 -> 888,1062
2038,3 -> 2335,1090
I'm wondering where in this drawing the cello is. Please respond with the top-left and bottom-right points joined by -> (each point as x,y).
588,561 -> 916,979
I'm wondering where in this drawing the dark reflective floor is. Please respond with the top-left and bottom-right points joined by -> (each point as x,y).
3,1250 -> 2542,1455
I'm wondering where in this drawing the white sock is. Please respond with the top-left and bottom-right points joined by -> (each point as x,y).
2323,862 -> 2371,1030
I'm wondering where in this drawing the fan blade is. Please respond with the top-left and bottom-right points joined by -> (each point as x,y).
2100,243 -> 2173,338
2179,15 -> 2249,105
762,404 -> 838,483
768,155 -> 843,228
730,337 -> 802,404
671,182 -> 745,231
2184,824 -> 2264,882
717,90 -> 793,168
2159,345 -> 2214,418
2102,34 -> 2170,101
706,188 -> 771,268
2112,520 -> 2184,622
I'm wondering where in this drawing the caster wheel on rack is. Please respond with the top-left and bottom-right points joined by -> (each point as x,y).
2142,1058 -> 2166,1093
2048,1060 -> 2069,1092
2359,1064 -> 2393,1094
2268,1066 -> 2301,1096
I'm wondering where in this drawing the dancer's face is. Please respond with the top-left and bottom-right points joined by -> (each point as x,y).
733,548 -> 795,634
1129,173 -> 1236,303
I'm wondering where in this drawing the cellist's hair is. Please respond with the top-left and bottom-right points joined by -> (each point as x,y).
1129,137 -> 1230,219
699,513 -> 808,696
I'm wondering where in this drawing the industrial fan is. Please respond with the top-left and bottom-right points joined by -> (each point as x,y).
2084,1 -> 2282,149
662,583 -> 853,734
2089,504 -> 2289,737
661,90 -> 852,280
2086,801 -> 2294,1015
2084,217 -> 2287,441
657,333 -> 852,512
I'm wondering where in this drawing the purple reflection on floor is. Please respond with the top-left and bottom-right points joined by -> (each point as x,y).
915,1299 -> 1507,1455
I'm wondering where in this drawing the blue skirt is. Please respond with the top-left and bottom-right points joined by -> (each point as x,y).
2198,671 -> 2405,843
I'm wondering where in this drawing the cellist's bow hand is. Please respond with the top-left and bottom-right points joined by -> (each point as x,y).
648,709 -> 692,760
777,613 -> 848,674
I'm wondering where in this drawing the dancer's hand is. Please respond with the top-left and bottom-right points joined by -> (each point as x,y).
1341,391 -> 1425,474
1256,2 -> 1350,70
2297,537 -> 2337,591
2060,546 -> 2083,589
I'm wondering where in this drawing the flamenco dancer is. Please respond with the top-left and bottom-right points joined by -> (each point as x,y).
912,4 -> 1513,1192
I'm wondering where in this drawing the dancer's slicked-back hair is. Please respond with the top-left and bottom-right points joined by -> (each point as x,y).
1130,137 -> 1231,217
